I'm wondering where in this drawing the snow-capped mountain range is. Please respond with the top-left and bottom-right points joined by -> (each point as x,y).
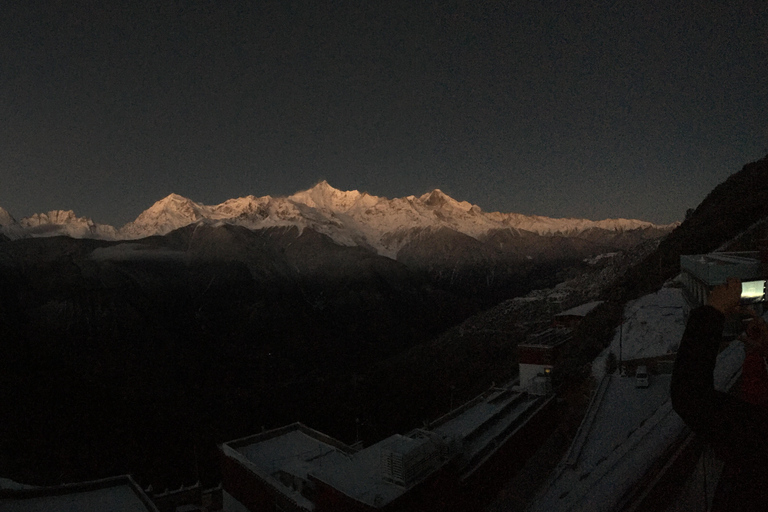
0,182 -> 677,258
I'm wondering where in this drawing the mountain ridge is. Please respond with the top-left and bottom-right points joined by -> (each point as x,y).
0,182 -> 678,257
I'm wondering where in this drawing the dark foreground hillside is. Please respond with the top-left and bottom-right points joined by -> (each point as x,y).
0,223 -> 588,489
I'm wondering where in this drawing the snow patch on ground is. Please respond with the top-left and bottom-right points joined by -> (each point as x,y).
593,287 -> 686,379
584,252 -> 619,265
533,338 -> 745,512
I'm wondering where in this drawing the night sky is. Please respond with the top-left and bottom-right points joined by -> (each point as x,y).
1,1 -> 766,227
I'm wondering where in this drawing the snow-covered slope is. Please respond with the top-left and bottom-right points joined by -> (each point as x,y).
0,208 -> 24,240
120,194 -> 213,239
0,206 -> 25,239
0,206 -> 15,227
2,183 -> 677,253
20,210 -> 118,239
0,206 -> 118,240
591,286 -> 687,379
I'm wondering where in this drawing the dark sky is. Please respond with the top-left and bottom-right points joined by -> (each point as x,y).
1,0 -> 766,226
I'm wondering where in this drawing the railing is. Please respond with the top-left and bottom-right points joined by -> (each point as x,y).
563,374 -> 611,468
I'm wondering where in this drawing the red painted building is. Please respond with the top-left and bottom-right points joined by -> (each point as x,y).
518,328 -> 573,394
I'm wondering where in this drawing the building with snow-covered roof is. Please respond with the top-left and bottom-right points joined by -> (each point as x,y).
219,383 -> 559,512
552,301 -> 603,329
219,422 -> 457,512
0,475 -> 159,512
680,251 -> 766,311
430,387 -> 556,482
146,481 -> 221,512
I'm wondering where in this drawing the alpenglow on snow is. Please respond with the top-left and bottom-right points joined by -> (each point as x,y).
0,182 -> 677,257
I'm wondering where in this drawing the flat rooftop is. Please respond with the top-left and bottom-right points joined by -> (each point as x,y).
432,388 -> 551,479
223,423 -> 421,509
680,251 -> 763,286
555,301 -> 603,318
223,383 -> 553,508
519,328 -> 573,349
0,476 -> 158,512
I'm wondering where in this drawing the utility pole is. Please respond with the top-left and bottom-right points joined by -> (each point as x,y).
619,312 -> 623,374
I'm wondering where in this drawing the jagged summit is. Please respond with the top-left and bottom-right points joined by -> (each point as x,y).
289,180 -> 367,212
421,189 -> 448,207
120,194 -> 210,239
0,206 -> 23,240
23,209 -> 82,226
159,192 -> 188,202
0,206 -> 17,227
144,193 -> 202,214
12,209 -> 118,239
213,195 -> 269,218
419,189 -> 473,212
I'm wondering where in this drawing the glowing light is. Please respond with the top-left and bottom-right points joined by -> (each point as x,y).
742,280 -> 766,301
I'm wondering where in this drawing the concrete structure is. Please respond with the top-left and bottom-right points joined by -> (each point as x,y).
429,388 -> 555,481
219,384 -> 557,512
220,422 -> 454,512
148,481 -> 222,512
680,251 -> 766,312
517,328 -> 573,393
0,475 -> 159,512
